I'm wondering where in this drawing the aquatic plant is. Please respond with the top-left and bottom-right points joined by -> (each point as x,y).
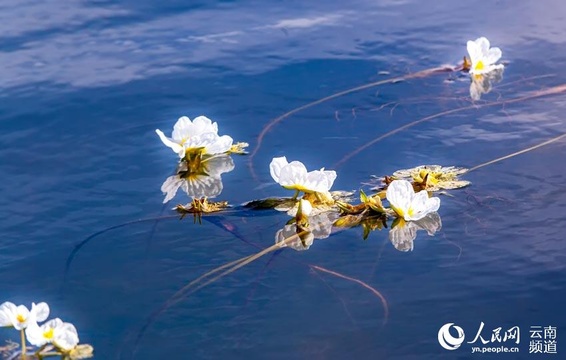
269,156 -> 337,196
0,301 -> 93,359
156,115 -> 233,159
386,180 -> 440,221
466,37 -> 504,75
49,36 -> 566,358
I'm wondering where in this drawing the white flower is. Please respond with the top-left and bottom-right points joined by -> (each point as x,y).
389,213 -> 442,251
161,155 -> 234,202
270,156 -> 337,194
155,116 -> 233,157
386,180 -> 440,221
467,37 -> 504,75
0,302 -> 49,330
26,318 -> 79,351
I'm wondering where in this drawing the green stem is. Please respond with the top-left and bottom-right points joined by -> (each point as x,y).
20,329 -> 26,359
291,190 -> 300,200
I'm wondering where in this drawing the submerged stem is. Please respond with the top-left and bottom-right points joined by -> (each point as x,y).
248,65 -> 459,181
468,132 -> 566,172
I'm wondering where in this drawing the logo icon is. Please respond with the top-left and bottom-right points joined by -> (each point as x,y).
438,323 -> 465,350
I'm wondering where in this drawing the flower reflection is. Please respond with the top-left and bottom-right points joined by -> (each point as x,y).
389,212 -> 442,251
469,67 -> 504,101
275,212 -> 337,251
161,155 -> 234,203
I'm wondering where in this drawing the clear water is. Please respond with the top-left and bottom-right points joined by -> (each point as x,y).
1,0 -> 566,359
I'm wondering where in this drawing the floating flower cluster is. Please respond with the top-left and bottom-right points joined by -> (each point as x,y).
465,37 -> 505,100
151,38 -> 491,248
156,115 -> 248,219
0,301 -> 93,359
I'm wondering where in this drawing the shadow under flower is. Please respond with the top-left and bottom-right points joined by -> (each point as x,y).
470,67 -> 504,101
161,154 -> 235,202
389,212 -> 442,252
275,212 -> 338,251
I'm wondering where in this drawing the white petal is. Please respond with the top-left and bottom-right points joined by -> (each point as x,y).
205,134 -> 233,155
31,302 -> 49,323
155,129 -> 184,154
171,116 -> 193,141
12,305 -> 30,330
298,199 -> 313,217
25,322 -> 47,347
304,170 -> 332,193
425,196 -> 441,213
467,40 -> 481,64
405,191 -> 440,221
269,156 -> 288,183
54,322 -> 79,351
0,302 -> 16,327
386,180 -> 414,216
192,116 -> 218,135
476,37 -> 490,56
278,161 -> 308,188
485,47 -> 502,65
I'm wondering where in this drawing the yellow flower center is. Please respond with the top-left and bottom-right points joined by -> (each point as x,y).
475,60 -> 485,71
407,207 -> 415,217
391,204 -> 404,218
16,314 -> 26,323
43,328 -> 54,340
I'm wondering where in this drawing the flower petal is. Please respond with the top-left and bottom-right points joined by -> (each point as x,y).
171,116 -> 193,141
386,180 -> 414,217
54,322 -> 79,351
476,37 -> 490,56
277,161 -> 308,188
31,302 -> 50,323
0,302 -> 16,327
486,46 -> 502,65
205,134 -> 233,155
155,129 -> 184,154
25,321 -> 47,347
467,40 -> 481,64
304,170 -> 333,193
298,199 -> 313,217
269,156 -> 288,183
192,116 -> 218,135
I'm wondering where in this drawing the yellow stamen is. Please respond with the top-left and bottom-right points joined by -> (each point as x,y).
407,207 -> 415,217
475,60 -> 485,71
43,328 -> 54,340
16,314 -> 25,323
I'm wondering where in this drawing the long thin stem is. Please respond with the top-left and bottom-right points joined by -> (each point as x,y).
468,132 -> 566,172
20,329 -> 26,359
334,83 -> 566,168
248,65 -> 459,181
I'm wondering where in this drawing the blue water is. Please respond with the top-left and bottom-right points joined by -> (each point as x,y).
1,1 -> 566,359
